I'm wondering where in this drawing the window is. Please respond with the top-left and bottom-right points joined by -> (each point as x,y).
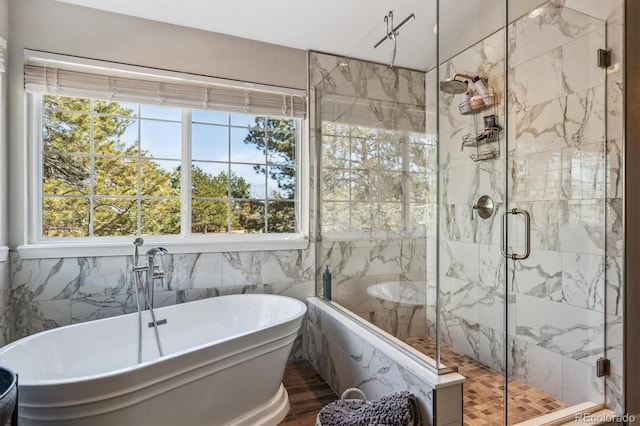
37,94 -> 301,240
320,121 -> 433,234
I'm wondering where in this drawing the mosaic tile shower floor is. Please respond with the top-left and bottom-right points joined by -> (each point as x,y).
403,336 -> 567,425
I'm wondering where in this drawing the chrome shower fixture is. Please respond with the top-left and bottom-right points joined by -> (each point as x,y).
374,11 -> 416,67
439,73 -> 476,94
374,12 -> 416,49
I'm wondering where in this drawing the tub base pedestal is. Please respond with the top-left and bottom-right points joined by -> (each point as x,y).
230,383 -> 289,426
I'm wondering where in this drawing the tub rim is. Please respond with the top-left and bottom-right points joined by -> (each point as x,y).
0,294 -> 306,386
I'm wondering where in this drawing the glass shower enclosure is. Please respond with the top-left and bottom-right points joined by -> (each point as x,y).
313,0 -> 623,422
312,52 -> 436,348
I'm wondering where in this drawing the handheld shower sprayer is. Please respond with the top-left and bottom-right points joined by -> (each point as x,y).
133,237 -> 144,266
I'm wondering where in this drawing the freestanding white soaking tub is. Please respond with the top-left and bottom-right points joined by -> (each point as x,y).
0,294 -> 306,426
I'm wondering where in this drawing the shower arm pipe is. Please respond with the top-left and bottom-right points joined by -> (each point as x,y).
373,13 -> 416,49
451,73 -> 476,81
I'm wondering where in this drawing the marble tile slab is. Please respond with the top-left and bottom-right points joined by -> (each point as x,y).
606,256 -> 623,317
607,139 -> 622,199
511,249 -> 562,301
440,241 -> 479,282
509,336 -> 564,400
562,28 -> 606,95
508,3 -> 603,69
561,252 -> 606,312
71,294 -> 138,324
515,294 -> 605,362
0,260 -> 9,346
509,150 -> 564,202
513,87 -> 605,157
561,355 -> 603,405
439,310 -> 505,373
561,142 -> 606,200
510,27 -> 605,112
221,250 -> 308,286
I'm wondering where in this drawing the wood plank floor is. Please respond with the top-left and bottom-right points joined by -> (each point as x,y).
280,360 -> 338,425
281,341 -> 567,425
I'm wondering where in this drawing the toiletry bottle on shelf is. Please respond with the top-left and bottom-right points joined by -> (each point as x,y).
322,265 -> 332,300
459,87 -> 473,114
472,76 -> 493,106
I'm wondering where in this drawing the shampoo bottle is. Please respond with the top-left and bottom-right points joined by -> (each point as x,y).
322,265 -> 332,300
472,76 -> 493,106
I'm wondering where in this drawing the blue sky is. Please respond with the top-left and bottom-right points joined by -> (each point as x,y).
117,104 -> 277,199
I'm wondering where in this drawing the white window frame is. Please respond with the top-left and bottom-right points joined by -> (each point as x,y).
0,36 -> 6,262
21,93 -> 309,259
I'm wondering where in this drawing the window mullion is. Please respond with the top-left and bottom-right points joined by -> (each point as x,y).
264,125 -> 269,233
402,134 -> 411,232
33,94 -> 44,241
348,128 -> 353,231
89,100 -> 95,237
296,122 -> 303,234
136,109 -> 142,234
227,115 -> 232,234
182,109 -> 192,237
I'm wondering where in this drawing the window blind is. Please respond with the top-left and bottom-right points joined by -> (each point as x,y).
24,52 -> 307,119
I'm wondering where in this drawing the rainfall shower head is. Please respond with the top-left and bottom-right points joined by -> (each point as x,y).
439,73 -> 475,94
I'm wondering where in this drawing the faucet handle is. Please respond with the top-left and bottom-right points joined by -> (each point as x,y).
472,195 -> 495,220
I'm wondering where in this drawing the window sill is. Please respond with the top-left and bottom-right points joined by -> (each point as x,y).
0,247 -> 8,262
17,236 -> 309,259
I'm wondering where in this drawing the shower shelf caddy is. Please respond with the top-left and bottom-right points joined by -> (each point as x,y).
458,90 -> 502,162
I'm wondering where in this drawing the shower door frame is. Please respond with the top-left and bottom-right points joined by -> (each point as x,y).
624,0 -> 638,415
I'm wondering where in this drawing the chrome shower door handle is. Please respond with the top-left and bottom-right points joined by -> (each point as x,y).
501,208 -> 531,260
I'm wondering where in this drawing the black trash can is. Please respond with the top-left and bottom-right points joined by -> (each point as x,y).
0,367 -> 17,426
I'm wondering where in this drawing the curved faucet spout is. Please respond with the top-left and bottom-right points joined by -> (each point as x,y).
143,247 -> 169,310
146,247 -> 168,260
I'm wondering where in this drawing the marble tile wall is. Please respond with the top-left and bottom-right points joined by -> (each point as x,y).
0,257 -> 9,346
309,51 -> 435,340
8,248 -> 314,358
436,27 -> 508,374
306,298 -> 464,426
436,0 -> 624,412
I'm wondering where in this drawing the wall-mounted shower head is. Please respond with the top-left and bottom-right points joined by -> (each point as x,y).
439,73 -> 476,94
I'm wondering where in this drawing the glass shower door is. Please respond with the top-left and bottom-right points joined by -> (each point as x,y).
505,2 -> 608,422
